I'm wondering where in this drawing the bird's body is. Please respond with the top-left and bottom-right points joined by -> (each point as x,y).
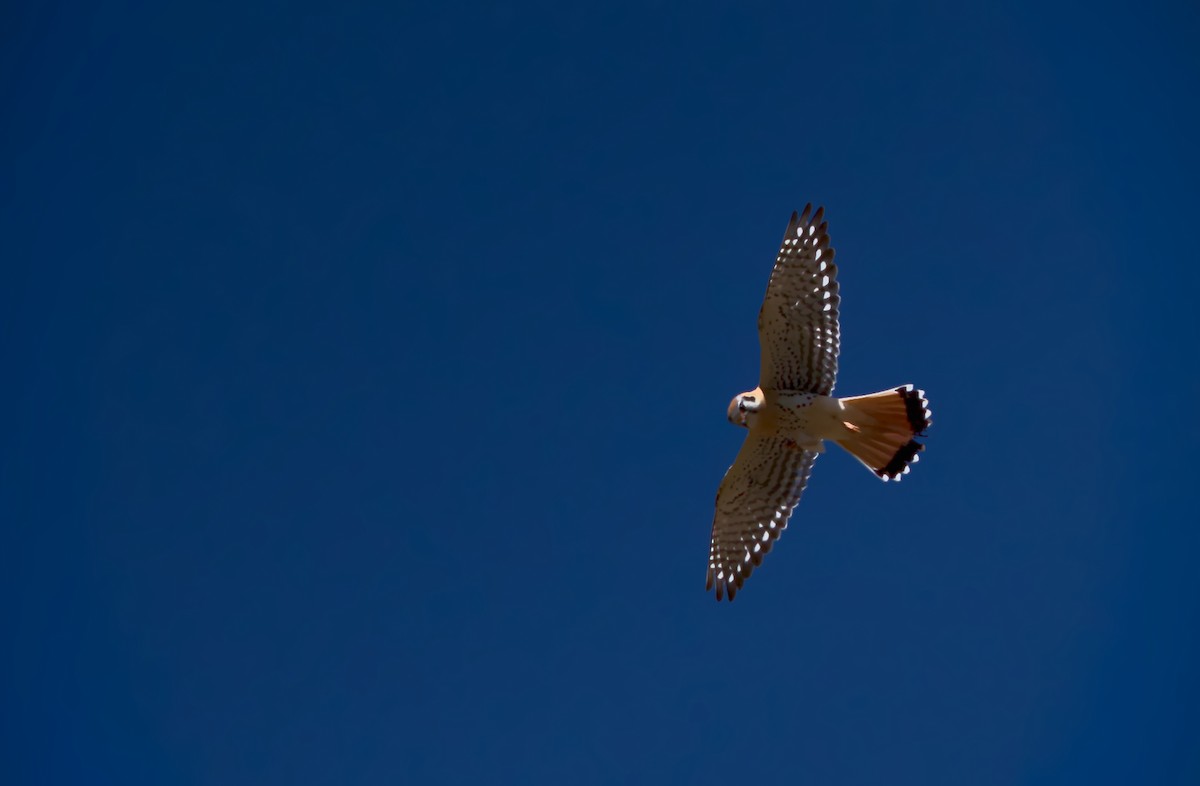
707,205 -> 932,601
729,388 -> 843,450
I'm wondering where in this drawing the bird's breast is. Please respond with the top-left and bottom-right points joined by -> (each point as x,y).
761,392 -> 846,441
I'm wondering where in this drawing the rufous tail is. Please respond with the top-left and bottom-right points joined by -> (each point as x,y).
834,385 -> 932,481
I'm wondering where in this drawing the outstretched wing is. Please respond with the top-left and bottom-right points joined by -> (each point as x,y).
757,205 -> 840,394
707,435 -> 820,601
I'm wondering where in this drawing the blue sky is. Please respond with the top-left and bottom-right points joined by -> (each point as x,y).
3,2 -> 1198,784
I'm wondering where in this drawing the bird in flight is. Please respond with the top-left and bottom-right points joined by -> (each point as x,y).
707,205 -> 932,601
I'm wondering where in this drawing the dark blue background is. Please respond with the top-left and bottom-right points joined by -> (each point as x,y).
4,2 -> 1198,783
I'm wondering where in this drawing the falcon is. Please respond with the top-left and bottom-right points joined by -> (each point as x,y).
707,204 -> 932,601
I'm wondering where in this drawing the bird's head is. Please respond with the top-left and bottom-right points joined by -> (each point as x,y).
727,390 -> 762,428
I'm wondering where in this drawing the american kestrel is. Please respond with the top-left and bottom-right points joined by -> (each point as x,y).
707,205 -> 932,601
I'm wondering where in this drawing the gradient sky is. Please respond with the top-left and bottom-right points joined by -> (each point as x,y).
4,2 -> 1199,784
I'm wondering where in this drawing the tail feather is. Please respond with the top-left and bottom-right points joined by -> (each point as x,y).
835,385 -> 932,481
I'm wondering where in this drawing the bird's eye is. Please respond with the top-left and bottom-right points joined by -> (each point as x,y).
738,402 -> 747,412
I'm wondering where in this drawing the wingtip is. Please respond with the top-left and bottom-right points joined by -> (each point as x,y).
786,209 -> 802,238
708,574 -> 739,602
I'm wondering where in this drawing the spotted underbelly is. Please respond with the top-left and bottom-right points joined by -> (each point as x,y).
770,392 -> 846,441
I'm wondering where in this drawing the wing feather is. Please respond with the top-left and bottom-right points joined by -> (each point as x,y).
706,436 -> 819,601
757,206 -> 841,394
